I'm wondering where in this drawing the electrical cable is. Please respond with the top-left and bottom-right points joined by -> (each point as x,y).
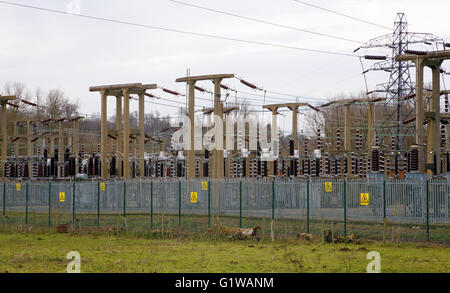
168,0 -> 365,44
292,0 -> 391,30
0,0 -> 358,58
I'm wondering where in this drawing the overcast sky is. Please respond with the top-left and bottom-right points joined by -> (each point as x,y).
1,0 -> 449,132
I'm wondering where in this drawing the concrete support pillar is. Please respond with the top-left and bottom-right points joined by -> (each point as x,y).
50,137 -> 54,158
426,65 -> 443,176
187,80 -> 196,179
245,157 -> 250,178
27,121 -> 32,178
212,79 -> 224,179
132,138 -> 137,177
73,120 -> 79,175
219,103 -> 225,177
224,112 -> 230,178
1,103 -> 6,178
270,108 -> 278,176
14,122 -> 18,156
415,58 -> 425,172
116,95 -> 123,177
446,94 -> 450,152
58,120 -> 64,177
100,90 -> 108,179
107,137 -> 112,175
204,113 -> 213,178
291,105 -> 299,178
138,93 -> 145,178
344,105 -> 352,176
367,103 -> 375,158
123,89 -> 130,179
292,106 -> 299,150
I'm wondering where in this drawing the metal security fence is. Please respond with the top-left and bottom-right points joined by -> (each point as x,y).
0,179 -> 448,242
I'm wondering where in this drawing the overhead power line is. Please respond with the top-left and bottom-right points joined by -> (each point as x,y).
168,0 -> 364,44
0,0 -> 358,58
236,89 -> 325,103
292,0 -> 391,30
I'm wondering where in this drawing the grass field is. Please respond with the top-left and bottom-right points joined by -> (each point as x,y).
0,230 -> 448,273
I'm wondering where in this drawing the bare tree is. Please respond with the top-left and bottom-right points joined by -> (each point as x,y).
44,88 -> 79,119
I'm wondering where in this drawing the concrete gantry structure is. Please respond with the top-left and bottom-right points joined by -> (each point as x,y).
0,94 -> 16,178
176,74 -> 234,179
320,97 -> 386,176
404,90 -> 450,174
396,50 -> 450,175
30,116 -> 84,177
56,118 -> 65,177
11,118 -> 41,177
68,116 -> 84,175
263,103 -> 319,176
261,105 -> 280,176
201,106 -> 239,178
89,83 -> 157,179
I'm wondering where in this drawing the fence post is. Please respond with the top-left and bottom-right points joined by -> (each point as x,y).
48,181 -> 51,227
123,181 -> 126,218
383,179 -> 387,244
150,181 -> 153,229
2,182 -> 5,216
208,180 -> 211,228
272,180 -> 275,221
426,179 -> 430,242
178,180 -> 181,227
239,181 -> 242,228
270,180 -> 276,241
97,181 -> 100,226
72,181 -> 75,225
306,179 -> 310,234
25,182 -> 29,225
343,179 -> 347,236
383,179 -> 386,219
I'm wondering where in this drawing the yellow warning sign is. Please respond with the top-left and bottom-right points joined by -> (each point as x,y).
100,182 -> 105,191
360,193 -> 369,206
16,183 -> 21,191
201,181 -> 208,191
59,192 -> 65,202
325,182 -> 332,192
190,192 -> 198,203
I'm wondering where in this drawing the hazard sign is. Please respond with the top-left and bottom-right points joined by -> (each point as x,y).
325,182 -> 332,192
59,192 -> 65,202
100,182 -> 105,191
201,181 -> 208,191
16,183 -> 21,191
190,192 -> 198,203
360,193 -> 369,206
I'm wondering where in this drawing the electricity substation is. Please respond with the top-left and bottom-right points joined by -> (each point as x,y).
0,10 -> 448,245
0,14 -> 449,183
1,52 -> 450,182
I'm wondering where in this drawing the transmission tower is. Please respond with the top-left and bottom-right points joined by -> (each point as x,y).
358,13 -> 446,151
